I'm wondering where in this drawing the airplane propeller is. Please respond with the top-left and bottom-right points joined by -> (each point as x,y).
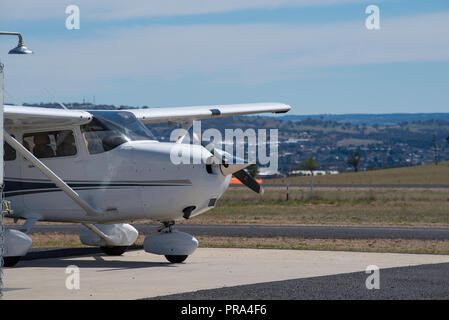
182,129 -> 264,195
233,168 -> 264,195
206,145 -> 264,195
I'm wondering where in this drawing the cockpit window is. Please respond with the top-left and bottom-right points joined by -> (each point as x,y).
81,111 -> 156,154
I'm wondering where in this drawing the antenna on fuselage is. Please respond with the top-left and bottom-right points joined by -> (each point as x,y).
44,87 -> 68,110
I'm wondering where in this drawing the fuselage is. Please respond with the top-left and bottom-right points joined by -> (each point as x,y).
4,110 -> 230,223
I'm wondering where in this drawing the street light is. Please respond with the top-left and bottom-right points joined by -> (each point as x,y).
0,31 -> 33,54
0,31 -> 32,298
0,31 -> 32,194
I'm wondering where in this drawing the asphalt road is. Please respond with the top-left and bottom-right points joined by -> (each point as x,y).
8,223 -> 449,240
239,184 -> 449,189
148,262 -> 449,300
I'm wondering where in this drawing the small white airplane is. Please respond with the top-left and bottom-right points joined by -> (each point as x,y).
2,102 -> 291,266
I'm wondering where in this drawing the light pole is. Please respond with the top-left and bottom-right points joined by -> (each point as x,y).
0,31 -> 33,299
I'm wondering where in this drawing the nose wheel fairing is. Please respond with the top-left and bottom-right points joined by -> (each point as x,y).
144,229 -> 198,256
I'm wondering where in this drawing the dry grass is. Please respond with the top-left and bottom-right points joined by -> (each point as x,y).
192,187 -> 449,226
2,218 -> 66,225
197,236 -> 449,254
6,186 -> 449,227
28,233 -> 449,255
28,233 -> 90,248
269,162 -> 449,185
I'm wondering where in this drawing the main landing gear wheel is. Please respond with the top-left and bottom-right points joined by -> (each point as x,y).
3,256 -> 21,267
100,246 -> 129,256
165,255 -> 188,263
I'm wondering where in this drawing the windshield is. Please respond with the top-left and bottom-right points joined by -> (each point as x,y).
81,111 -> 156,154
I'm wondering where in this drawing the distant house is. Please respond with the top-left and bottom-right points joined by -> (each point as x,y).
289,170 -> 339,176
258,167 -> 283,178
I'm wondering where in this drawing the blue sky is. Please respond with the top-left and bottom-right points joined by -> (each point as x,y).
0,0 -> 448,115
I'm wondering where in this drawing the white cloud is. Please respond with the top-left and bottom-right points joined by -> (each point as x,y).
1,11 -> 448,101
0,0 -> 370,21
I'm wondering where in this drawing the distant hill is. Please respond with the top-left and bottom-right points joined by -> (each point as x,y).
149,114 -> 449,172
281,113 -> 449,127
10,102 -> 449,172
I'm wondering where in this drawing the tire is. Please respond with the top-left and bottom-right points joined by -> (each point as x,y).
165,255 -> 188,263
100,246 -> 129,256
3,256 -> 21,267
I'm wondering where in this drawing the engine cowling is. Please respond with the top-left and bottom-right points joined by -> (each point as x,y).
79,223 -> 139,247
144,230 -> 198,256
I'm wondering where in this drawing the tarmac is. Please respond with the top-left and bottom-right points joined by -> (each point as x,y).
3,247 -> 449,300
12,223 -> 449,240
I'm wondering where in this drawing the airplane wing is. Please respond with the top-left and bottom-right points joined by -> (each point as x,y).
4,106 -> 93,131
130,102 -> 291,124
3,102 -> 291,129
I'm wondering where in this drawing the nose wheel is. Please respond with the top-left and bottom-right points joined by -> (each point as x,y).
160,222 -> 188,263
3,256 -> 21,267
149,221 -> 195,263
165,255 -> 188,263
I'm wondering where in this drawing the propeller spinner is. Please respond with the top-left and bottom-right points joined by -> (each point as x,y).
207,146 -> 263,194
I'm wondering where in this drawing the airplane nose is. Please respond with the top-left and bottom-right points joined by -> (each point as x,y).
121,141 -> 230,221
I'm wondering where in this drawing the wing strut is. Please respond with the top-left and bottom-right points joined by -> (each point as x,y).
82,223 -> 120,246
3,130 -> 101,217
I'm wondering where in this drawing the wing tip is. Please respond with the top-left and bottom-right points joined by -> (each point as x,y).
273,102 -> 292,114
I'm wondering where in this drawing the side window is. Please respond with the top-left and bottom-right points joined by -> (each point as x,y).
4,141 -> 16,161
23,130 -> 77,159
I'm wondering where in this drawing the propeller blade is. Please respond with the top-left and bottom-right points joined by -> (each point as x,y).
221,163 -> 250,176
233,169 -> 264,194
